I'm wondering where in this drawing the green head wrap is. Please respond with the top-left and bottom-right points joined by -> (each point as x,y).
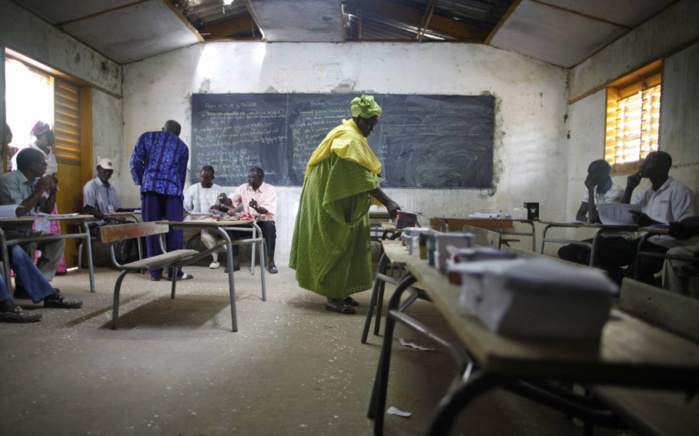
350,95 -> 382,118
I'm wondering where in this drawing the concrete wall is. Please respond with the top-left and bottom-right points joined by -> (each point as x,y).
566,0 -> 699,230
121,42 -> 569,261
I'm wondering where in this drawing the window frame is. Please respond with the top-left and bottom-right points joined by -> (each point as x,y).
604,61 -> 663,176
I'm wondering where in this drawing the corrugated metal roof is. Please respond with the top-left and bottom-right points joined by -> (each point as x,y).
170,0 -> 261,39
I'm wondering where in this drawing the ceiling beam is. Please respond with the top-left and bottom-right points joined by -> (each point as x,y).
350,0 -> 489,40
200,15 -> 257,38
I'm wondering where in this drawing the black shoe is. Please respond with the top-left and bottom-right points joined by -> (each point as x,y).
268,264 -> 278,274
13,286 -> 32,300
43,292 -> 83,309
0,306 -> 42,323
224,264 -> 240,273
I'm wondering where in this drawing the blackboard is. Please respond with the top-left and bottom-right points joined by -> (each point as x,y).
191,93 -> 494,188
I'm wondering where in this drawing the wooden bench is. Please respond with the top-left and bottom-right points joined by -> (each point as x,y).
589,279 -> 699,436
98,222 -> 204,330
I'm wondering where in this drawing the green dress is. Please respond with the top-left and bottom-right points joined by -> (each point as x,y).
290,152 -> 379,299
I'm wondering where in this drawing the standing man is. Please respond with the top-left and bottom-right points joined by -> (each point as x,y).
217,167 -> 278,273
596,151 -> 698,284
83,157 -> 139,263
558,159 -> 625,265
0,148 -> 71,298
130,120 -> 192,281
183,165 -> 223,269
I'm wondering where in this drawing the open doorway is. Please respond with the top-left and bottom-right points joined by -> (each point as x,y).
4,51 -> 86,269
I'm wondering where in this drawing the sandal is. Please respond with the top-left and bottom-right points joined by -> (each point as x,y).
325,302 -> 356,315
343,296 -> 360,307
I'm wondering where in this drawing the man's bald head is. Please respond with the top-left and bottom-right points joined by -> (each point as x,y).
163,120 -> 181,137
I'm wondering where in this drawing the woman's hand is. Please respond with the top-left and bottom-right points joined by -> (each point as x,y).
385,201 -> 401,219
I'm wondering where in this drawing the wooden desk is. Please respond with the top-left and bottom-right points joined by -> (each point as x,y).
431,217 -> 537,252
0,214 -> 96,293
368,244 -> 699,435
539,221 -> 638,265
156,219 -> 265,332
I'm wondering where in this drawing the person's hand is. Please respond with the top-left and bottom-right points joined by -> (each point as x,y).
385,201 -> 401,219
629,210 -> 654,227
627,172 -> 642,190
218,193 -> 232,206
209,205 -> 227,213
584,175 -> 595,191
36,174 -> 56,193
249,199 -> 258,211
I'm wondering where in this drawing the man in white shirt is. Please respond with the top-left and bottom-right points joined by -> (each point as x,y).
183,166 -> 223,269
558,160 -> 625,264
598,151 -> 698,285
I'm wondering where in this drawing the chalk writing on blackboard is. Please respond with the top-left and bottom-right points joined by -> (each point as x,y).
191,94 -> 494,188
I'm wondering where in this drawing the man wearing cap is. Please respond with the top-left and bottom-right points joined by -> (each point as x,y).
83,158 -> 140,263
12,121 -> 58,176
290,95 -> 401,315
130,120 -> 191,281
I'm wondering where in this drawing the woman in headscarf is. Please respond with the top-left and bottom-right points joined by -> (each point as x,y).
290,95 -> 401,314
27,121 -> 67,274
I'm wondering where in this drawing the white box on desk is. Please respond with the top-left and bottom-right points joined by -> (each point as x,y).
509,208 -> 528,220
432,233 -> 475,273
450,258 -> 617,340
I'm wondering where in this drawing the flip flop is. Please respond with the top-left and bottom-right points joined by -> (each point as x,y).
165,273 -> 194,281
343,296 -> 360,307
325,303 -> 356,315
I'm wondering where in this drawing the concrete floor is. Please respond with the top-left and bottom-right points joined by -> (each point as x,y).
0,263 -> 634,436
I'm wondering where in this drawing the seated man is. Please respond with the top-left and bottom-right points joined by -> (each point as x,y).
558,159 -> 624,265
0,244 -> 82,323
83,157 -> 139,263
596,151 -> 698,284
662,217 -> 699,298
217,167 -> 278,274
183,166 -> 223,269
0,148 -> 65,297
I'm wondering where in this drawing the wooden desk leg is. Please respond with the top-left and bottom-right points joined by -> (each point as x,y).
217,228 -> 238,332
368,273 -> 417,435
362,253 -> 389,344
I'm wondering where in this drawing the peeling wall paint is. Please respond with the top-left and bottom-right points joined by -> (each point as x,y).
121,42 -> 568,261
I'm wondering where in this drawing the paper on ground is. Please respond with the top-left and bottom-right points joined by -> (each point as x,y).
399,338 -> 435,351
387,407 -> 412,418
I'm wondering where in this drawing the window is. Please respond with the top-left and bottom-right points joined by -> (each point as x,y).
605,66 -> 662,175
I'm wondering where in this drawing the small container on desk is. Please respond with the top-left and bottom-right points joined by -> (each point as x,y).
394,211 -> 418,229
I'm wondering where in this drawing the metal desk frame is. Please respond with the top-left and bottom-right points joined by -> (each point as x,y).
539,221 -> 638,266
156,219 -> 266,332
433,218 -> 537,252
0,215 -> 96,293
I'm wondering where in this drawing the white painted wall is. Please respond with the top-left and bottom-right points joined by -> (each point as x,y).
121,42 -> 569,261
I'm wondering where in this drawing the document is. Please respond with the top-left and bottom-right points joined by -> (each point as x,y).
597,203 -> 641,225
0,205 -> 19,218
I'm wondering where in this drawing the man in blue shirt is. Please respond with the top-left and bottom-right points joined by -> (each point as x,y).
130,120 -> 191,281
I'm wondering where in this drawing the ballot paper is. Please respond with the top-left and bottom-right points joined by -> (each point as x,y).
468,212 -> 501,219
0,205 -> 19,218
452,258 -> 617,340
597,203 -> 641,225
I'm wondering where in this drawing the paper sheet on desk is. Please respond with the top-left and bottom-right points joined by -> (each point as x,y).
597,203 -> 641,225
29,212 -> 80,217
0,205 -> 19,218
468,212 -> 501,219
